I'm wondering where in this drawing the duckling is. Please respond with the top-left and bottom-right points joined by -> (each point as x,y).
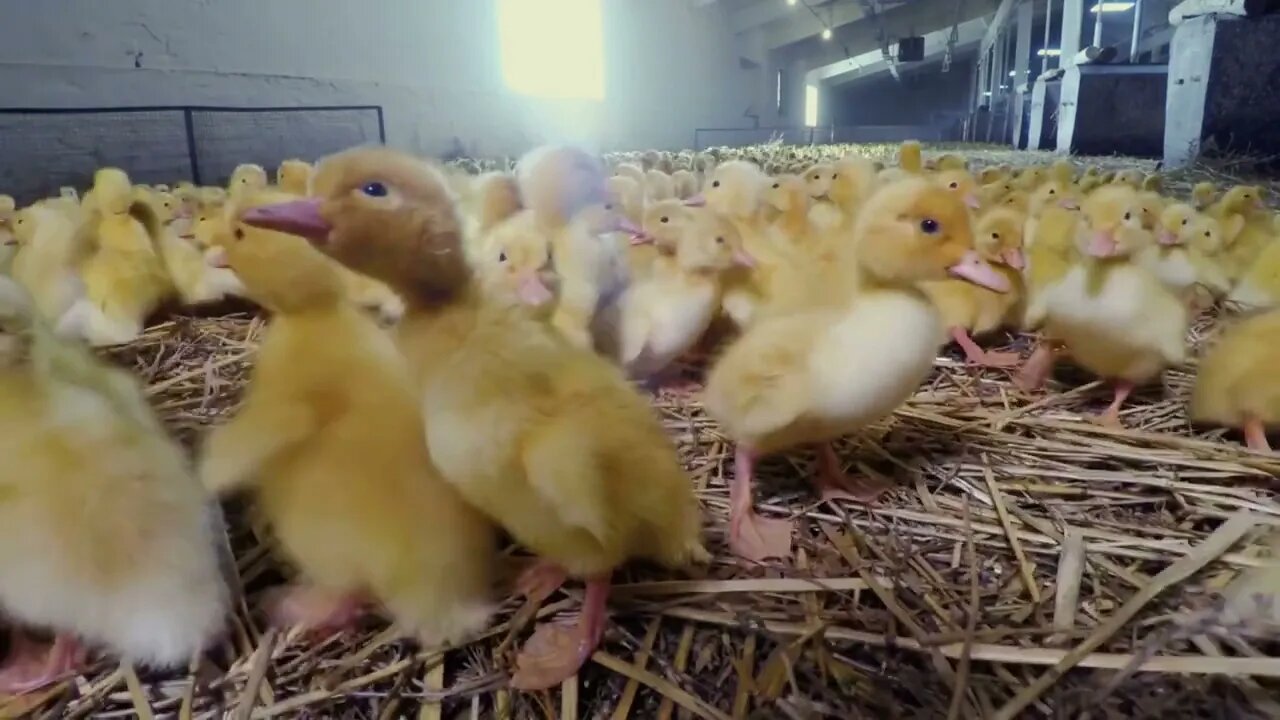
614,162 -> 646,187
611,208 -> 753,381
1029,185 -> 1188,426
8,201 -> 90,325
0,276 -> 227,694
671,169 -> 698,199
58,168 -> 173,347
0,195 -> 14,273
1111,168 -> 1145,188
1207,186 -> 1274,283
1191,308 -> 1280,451
704,178 -> 1010,560
462,172 -> 522,266
1142,204 -> 1233,305
644,169 -> 675,203
1015,196 -> 1086,391
242,147 -> 707,689
229,163 -> 269,203
934,169 -> 982,211
922,207 -> 1027,367
198,214 -> 494,645
276,159 -> 313,196
1226,228 -> 1280,310
1191,182 -> 1218,211
803,162 -> 841,229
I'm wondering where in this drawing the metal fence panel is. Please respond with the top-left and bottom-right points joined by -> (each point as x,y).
190,107 -> 383,186
0,109 -> 190,204
694,124 -> 942,150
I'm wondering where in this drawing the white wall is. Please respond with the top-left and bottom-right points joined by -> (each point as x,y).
0,0 -> 752,155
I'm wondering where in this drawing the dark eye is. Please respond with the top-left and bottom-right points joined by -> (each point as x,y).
499,251 -> 507,262
1204,231 -> 1211,237
812,175 -> 820,180
604,203 -> 613,210
660,216 -> 669,224
1181,219 -> 1188,225
772,183 -> 780,189
233,228 -> 245,240
832,173 -> 839,179
715,236 -> 724,244
920,218 -> 940,234
712,181 -> 720,188
991,232 -> 1000,240
949,182 -> 958,189
1123,212 -> 1131,220
1048,189 -> 1056,195
361,181 -> 388,197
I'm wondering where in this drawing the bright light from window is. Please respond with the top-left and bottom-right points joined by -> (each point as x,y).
787,0 -> 798,6
1037,48 -> 1062,56
804,85 -> 819,127
498,0 -> 604,100
821,27 -> 833,40
1089,1 -> 1135,12
776,70 -> 783,111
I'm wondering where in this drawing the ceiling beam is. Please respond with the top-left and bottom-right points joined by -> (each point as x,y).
807,16 -> 990,85
730,0 -> 798,33
761,1 -> 910,50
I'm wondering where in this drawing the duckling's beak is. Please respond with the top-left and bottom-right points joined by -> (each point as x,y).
206,246 -> 230,269
1001,248 -> 1025,270
240,199 -> 330,244
964,194 -> 981,210
684,194 -> 706,207
1158,229 -> 1180,246
733,249 -> 756,268
1087,230 -> 1119,257
1058,199 -> 1080,210
629,232 -> 654,246
515,271 -> 554,306
948,251 -> 1010,293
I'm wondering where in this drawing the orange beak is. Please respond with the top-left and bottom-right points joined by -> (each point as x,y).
1087,230 -> 1118,257
948,251 -> 1010,292
732,249 -> 756,268
683,194 -> 706,207
1001,248 -> 1025,270
240,198 -> 331,244
515,271 -> 554,306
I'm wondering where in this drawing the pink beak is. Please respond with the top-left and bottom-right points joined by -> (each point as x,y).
515,271 -> 554,306
1059,199 -> 1080,210
1158,230 -> 1179,246
206,246 -> 230,269
732,249 -> 756,268
1001,248 -> 1026,270
948,251 -> 1010,292
964,194 -> 981,210
239,198 -> 331,244
629,232 -> 654,246
683,194 -> 706,207
1087,230 -> 1118,257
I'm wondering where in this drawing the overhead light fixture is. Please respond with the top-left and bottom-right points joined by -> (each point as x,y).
1037,48 -> 1062,56
983,91 -> 993,97
1090,2 -> 1135,12
1009,70 -> 1017,77
821,27 -> 832,40
787,0 -> 797,5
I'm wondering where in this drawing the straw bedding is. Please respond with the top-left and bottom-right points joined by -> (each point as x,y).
1,143 -> 1277,720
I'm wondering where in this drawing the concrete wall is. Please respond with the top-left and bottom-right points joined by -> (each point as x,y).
831,58 -> 976,126
0,0 -> 752,156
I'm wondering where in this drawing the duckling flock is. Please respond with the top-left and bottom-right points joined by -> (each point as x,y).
0,139 -> 1276,697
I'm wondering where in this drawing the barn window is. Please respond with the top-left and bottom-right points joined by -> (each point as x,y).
497,0 -> 605,100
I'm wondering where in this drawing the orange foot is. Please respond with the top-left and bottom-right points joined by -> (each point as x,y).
263,585 -> 369,640
515,560 -> 569,605
951,327 -> 1022,368
510,575 -> 610,691
814,443 -> 892,503
1089,380 -> 1134,429
727,445 -> 793,562
0,633 -> 87,696
1014,343 -> 1058,392
1244,415 -> 1273,452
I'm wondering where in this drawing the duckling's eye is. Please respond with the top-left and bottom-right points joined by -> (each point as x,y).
920,218 -> 940,234
1123,212 -> 1132,221
772,183 -> 780,189
233,228 -> 245,240
361,181 -> 389,198
991,232 -> 1000,240
1204,231 -> 1211,238
604,203 -> 613,210
715,236 -> 725,244
1048,188 -> 1056,195
712,181 -> 721,188
660,216 -> 669,224
1181,219 -> 1189,226
832,173 -> 840,179
812,174 -> 820,180
948,182 -> 959,189
498,251 -> 507,263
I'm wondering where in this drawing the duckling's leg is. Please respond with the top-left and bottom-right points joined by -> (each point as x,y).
949,327 -> 1021,368
510,574 -> 611,691
813,443 -> 891,502
727,446 -> 793,561
515,560 -> 569,605
263,585 -> 370,640
1095,381 -> 1135,428
1014,342 -> 1058,391
1243,415 -> 1272,452
0,631 -> 87,695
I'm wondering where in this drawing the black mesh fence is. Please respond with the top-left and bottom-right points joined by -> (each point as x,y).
0,105 -> 385,204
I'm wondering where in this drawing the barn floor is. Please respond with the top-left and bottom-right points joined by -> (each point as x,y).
2,144 -> 1279,720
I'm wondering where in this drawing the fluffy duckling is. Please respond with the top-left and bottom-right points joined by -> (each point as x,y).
0,276 -> 227,694
1191,182 -> 1219,211
1142,204 -> 1233,304
58,168 -> 173,346
704,178 -> 1010,560
803,163 -> 841,229
276,159 -> 313,196
934,169 -> 982,211
229,163 -> 269,202
644,169 -> 675,203
614,162 -> 646,187
610,208 -> 753,381
633,198 -> 689,272
1227,229 -> 1280,310
1027,185 -> 1188,425
198,215 -> 494,644
671,169 -> 698,199
0,195 -> 15,273
875,140 -> 924,184
242,146 -> 707,690
462,171 -> 523,265
979,165 -> 1011,184
8,201 -> 89,325
1191,308 -> 1280,451
923,207 -> 1026,367
1111,169 -> 1144,188
1015,195 -> 1086,391
1208,186 -> 1273,283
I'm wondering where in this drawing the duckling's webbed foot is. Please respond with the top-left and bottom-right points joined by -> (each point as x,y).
1092,380 -> 1134,428
510,574 -> 610,691
727,445 -> 793,562
813,443 -> 891,503
1243,415 -> 1272,452
1014,342 -> 1059,391
0,632 -> 87,695
515,560 -> 569,606
950,327 -> 1021,368
263,585 -> 369,640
